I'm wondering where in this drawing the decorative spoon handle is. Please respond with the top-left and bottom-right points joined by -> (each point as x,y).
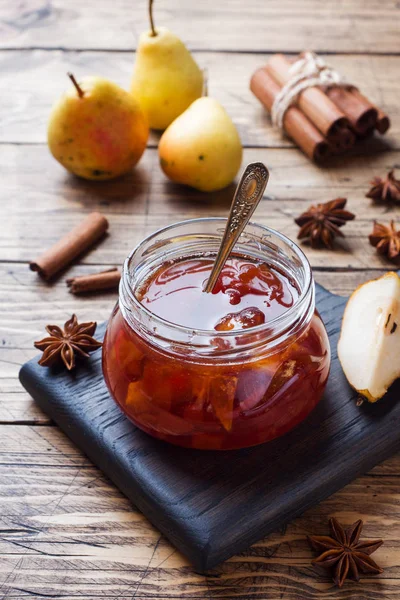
204,162 -> 270,293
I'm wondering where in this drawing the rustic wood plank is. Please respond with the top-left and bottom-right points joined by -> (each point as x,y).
1,0 -> 399,53
1,264 -> 386,349
0,262 -> 389,425
0,424 -> 399,599
1,144 -> 400,269
0,266 -> 389,360
0,388 -> 48,424
0,50 -> 398,147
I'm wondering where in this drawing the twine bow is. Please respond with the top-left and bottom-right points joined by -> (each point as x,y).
271,52 -> 350,129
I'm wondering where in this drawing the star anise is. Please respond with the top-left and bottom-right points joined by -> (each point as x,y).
295,198 -> 355,249
366,170 -> 400,203
308,518 -> 383,588
369,220 -> 400,261
34,314 -> 102,370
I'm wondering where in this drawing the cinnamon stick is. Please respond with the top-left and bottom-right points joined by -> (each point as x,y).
326,87 -> 378,134
355,126 -> 375,141
328,127 -> 355,153
67,268 -> 121,294
250,67 -> 331,163
30,212 -> 109,280
376,109 -> 390,135
267,54 -> 348,137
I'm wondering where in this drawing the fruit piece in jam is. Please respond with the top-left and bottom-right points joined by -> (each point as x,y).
102,256 -> 330,449
214,307 -> 266,331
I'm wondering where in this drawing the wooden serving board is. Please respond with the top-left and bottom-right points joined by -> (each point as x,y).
19,282 -> 400,572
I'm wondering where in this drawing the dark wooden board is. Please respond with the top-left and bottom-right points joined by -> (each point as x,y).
19,281 -> 400,573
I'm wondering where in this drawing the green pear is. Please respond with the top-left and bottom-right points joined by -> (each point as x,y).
131,0 -> 203,130
48,74 -> 149,180
158,97 -> 243,192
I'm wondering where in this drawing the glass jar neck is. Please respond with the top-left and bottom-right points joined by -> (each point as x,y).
119,218 -> 315,360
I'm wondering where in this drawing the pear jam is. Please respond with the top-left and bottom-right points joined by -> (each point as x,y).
103,253 -> 330,450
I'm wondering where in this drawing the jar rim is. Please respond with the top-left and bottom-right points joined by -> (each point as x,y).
121,217 -> 314,341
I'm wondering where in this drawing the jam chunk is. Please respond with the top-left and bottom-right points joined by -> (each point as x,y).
214,307 -> 266,331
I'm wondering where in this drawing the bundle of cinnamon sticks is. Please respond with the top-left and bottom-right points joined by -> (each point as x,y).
250,54 -> 390,163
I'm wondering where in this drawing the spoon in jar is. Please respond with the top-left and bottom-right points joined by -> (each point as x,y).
203,162 -> 270,293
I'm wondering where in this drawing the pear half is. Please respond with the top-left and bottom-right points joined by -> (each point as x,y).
338,272 -> 400,401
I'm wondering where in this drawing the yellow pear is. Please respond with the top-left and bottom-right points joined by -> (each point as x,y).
48,74 -> 149,180
158,97 -> 243,192
131,0 -> 203,130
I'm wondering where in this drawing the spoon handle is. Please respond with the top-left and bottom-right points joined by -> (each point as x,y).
204,162 -> 270,293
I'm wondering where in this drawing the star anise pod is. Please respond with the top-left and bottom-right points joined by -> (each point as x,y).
295,198 -> 355,249
308,518 -> 383,588
366,170 -> 400,203
369,220 -> 400,261
34,314 -> 102,370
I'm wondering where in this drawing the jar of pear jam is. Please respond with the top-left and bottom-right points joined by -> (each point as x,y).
102,219 -> 330,450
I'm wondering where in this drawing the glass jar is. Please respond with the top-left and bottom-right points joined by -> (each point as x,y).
102,218 -> 330,450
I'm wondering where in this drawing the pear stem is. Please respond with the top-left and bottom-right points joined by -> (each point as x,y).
202,68 -> 208,97
149,0 -> 157,36
68,72 -> 84,98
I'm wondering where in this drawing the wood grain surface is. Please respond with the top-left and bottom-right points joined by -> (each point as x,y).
1,0 -> 400,597
1,0 -> 399,53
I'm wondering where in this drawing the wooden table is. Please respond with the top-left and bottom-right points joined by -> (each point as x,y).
1,1 -> 399,598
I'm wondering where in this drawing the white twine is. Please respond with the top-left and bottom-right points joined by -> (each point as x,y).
271,51 -> 349,129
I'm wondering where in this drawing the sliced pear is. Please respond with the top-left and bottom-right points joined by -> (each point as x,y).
338,272 -> 400,402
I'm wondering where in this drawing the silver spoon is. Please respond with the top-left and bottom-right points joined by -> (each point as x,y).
204,162 -> 270,293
